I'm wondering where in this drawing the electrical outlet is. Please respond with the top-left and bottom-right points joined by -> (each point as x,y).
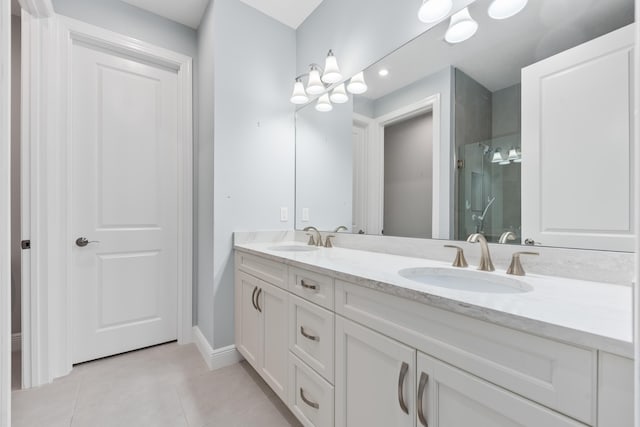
280,207 -> 288,222
302,208 -> 310,222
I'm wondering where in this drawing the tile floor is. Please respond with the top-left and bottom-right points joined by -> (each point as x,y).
11,343 -> 302,427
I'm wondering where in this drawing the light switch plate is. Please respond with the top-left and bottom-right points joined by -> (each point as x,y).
280,207 -> 288,222
302,208 -> 310,222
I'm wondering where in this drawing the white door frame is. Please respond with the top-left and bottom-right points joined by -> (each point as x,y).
1,0 -> 12,423
364,95 -> 448,238
20,10 -> 193,387
634,3 -> 639,427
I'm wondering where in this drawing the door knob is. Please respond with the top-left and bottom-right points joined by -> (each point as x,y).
75,237 -> 99,247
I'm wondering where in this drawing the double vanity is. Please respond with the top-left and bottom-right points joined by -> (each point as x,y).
234,233 -> 633,427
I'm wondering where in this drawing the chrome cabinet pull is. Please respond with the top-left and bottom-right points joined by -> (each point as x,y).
255,288 -> 262,312
251,287 -> 258,310
300,280 -> 317,291
300,326 -> 319,342
300,388 -> 320,409
398,362 -> 409,414
417,372 -> 429,427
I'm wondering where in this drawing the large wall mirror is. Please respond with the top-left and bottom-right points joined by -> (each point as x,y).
295,0 -> 635,252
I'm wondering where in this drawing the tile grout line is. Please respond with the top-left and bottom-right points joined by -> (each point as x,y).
173,384 -> 191,427
68,372 -> 84,427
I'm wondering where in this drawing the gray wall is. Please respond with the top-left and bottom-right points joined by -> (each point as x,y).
52,0 -> 197,58
11,15 -> 20,335
210,0 -> 296,349
384,112 -> 433,238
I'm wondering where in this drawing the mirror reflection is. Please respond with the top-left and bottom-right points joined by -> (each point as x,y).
295,0 -> 634,251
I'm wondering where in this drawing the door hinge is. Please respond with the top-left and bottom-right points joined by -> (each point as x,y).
21,240 -> 31,250
457,159 -> 464,169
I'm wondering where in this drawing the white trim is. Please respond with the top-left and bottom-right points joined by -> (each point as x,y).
1,0 -> 11,422
192,327 -> 244,371
17,0 -> 54,18
21,14 -> 194,387
368,95 -> 448,239
11,334 -> 21,352
634,2 -> 639,427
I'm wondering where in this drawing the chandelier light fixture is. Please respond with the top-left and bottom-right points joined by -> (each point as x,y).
488,0 -> 528,20
445,7 -> 478,44
289,49 -> 368,111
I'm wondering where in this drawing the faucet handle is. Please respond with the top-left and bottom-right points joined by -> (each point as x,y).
324,235 -> 336,248
305,233 -> 316,246
444,245 -> 468,268
507,251 -> 539,276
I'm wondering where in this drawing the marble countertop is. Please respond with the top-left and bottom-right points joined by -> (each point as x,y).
234,241 -> 633,358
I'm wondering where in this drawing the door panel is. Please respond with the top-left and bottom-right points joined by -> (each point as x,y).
71,41 -> 179,363
236,272 -> 260,369
335,316 -> 415,427
259,281 -> 288,402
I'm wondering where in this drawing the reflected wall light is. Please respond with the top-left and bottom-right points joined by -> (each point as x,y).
445,7 -> 478,44
347,71 -> 368,94
330,84 -> 350,104
488,0 -> 528,20
418,0 -> 453,24
315,93 -> 333,112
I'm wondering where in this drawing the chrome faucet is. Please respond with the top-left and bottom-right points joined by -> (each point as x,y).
466,233 -> 495,272
498,231 -> 516,244
303,226 -> 323,247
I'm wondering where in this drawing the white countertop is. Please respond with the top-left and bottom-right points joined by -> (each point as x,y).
235,241 -> 633,357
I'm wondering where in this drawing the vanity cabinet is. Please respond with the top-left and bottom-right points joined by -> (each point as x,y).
521,24 -> 635,252
234,250 -> 633,427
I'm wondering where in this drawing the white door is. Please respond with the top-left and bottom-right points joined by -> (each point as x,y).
257,281 -> 288,402
416,352 -> 584,426
521,24 -> 635,251
335,316 -> 415,427
71,41 -> 179,364
235,271 -> 261,369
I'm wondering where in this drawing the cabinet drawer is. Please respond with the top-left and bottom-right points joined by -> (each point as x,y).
235,251 -> 287,288
289,353 -> 335,427
335,280 -> 596,424
289,295 -> 335,383
289,267 -> 334,310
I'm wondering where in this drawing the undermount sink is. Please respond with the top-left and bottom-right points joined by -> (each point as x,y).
398,267 -> 533,294
268,245 -> 319,252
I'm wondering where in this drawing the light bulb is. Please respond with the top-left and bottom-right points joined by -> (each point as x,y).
491,149 -> 504,163
289,80 -> 309,105
488,0 -> 528,20
347,72 -> 368,95
315,94 -> 333,112
330,84 -> 349,104
322,50 -> 343,84
418,0 -> 453,24
306,66 -> 325,95
445,7 -> 478,44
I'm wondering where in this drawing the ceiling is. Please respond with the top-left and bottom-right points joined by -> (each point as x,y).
238,0 -> 324,29
362,0 -> 634,100
120,0 -> 211,29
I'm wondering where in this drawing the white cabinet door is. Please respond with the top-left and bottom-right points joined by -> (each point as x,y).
521,24 -> 635,251
235,271 -> 261,370
416,353 -> 586,427
257,281 -> 288,402
335,316 -> 415,427
597,353 -> 633,427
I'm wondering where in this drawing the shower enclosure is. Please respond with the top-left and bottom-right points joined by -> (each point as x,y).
456,133 -> 521,243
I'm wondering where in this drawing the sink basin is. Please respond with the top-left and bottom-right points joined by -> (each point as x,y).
398,267 -> 533,294
268,245 -> 319,252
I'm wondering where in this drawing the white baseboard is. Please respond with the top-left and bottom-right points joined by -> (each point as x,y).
192,326 -> 243,371
11,333 -> 20,352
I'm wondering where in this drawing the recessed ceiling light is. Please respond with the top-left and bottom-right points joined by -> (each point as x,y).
378,69 -> 389,77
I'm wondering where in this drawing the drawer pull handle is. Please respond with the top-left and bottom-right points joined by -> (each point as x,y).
300,280 -> 318,291
300,326 -> 320,342
255,288 -> 262,313
300,388 -> 320,409
398,362 -> 409,415
251,286 -> 258,311
417,372 -> 429,426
